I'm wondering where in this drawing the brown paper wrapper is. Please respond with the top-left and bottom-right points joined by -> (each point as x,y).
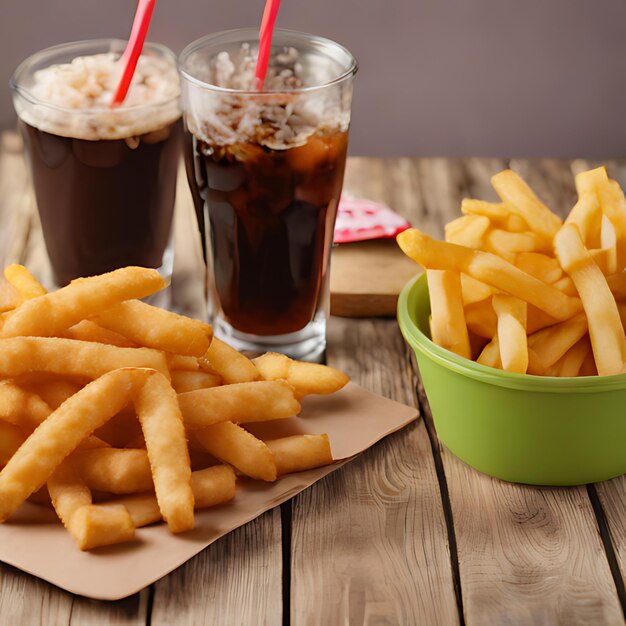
0,383 -> 418,600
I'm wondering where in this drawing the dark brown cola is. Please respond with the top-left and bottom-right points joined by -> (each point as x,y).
186,130 -> 349,336
19,118 -> 182,286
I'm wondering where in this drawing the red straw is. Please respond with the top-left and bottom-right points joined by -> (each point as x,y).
254,0 -> 282,90
110,0 -> 156,107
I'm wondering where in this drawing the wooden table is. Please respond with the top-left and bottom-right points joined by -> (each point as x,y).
0,131 -> 624,625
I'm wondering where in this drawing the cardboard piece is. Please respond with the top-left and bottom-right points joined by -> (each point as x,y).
0,383 -> 418,600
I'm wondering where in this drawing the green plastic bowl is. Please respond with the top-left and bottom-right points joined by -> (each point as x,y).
398,273 -> 626,486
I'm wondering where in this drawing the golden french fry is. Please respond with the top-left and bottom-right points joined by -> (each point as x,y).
0,368 -> 152,522
607,272 -> 626,300
0,337 -> 169,380
527,314 -> 588,370
110,466 -> 236,528
445,215 -> 490,248
491,170 -> 562,245
134,372 -> 194,533
515,252 -> 563,284
204,338 -> 259,384
554,223 -> 626,375
476,337 -> 501,369
193,422 -> 277,481
266,434 -> 333,476
3,264 -> 46,299
0,380 -> 52,432
425,270 -> 471,359
94,300 -> 213,357
484,229 -> 539,261
527,347 -> 548,376
0,421 -> 24,465
565,192 -> 602,249
464,298 -> 496,339
460,274 -> 493,306
493,294 -> 528,373
167,354 -> 201,372
0,278 -> 22,313
597,179 -> 626,271
599,214 -> 618,275
552,275 -> 578,297
63,320 -> 137,348
397,228 -> 581,320
1,266 -> 165,338
73,448 -> 153,494
171,370 -> 222,394
179,380 -> 300,429
461,199 -> 528,232
547,336 -> 590,377
252,353 -> 349,397
575,166 -> 608,196
25,379 -> 81,410
47,458 -> 135,551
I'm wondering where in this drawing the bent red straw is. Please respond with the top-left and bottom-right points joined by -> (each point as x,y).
111,0 -> 156,107
254,0 -> 282,90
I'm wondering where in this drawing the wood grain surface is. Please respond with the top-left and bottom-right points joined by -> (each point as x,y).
0,131 -> 624,625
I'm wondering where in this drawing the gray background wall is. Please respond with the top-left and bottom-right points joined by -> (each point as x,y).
1,0 -> 625,157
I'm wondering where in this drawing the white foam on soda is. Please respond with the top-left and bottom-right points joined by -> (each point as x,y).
183,44 -> 352,151
15,53 -> 180,141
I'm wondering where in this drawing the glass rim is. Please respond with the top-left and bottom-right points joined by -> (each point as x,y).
178,27 -> 358,96
10,38 -> 180,115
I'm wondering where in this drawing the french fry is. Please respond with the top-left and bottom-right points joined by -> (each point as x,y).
484,229 -> 538,261
607,272 -> 626,300
396,228 -> 581,320
460,274 -> 493,305
93,300 -> 213,357
72,448 -> 154,494
266,434 -> 333,476
554,224 -> 626,375
0,337 -> 169,380
552,275 -> 578,297
171,370 -> 222,394
547,336 -> 590,377
63,320 -> 137,348
461,199 -> 528,232
204,338 -> 259,383
193,422 -> 276,481
179,381 -> 300,429
599,214 -> 618,275
167,354 -> 201,371
47,458 -> 135,551
0,368 -> 152,522
597,179 -> 626,271
491,169 -> 562,245
109,466 -> 236,527
1,266 -> 165,338
565,192 -> 602,249
477,337 -> 501,369
527,314 -> 588,370
25,379 -> 81,410
515,253 -> 563,284
575,166 -> 608,196
424,270 -> 471,359
134,372 -> 194,533
445,215 -> 490,248
0,279 -> 22,312
464,298 -> 496,339
0,421 -> 24,466
0,380 -> 52,432
3,264 -> 46,299
493,294 -> 528,373
252,353 -> 349,398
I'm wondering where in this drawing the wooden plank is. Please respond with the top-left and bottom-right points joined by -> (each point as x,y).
150,508 -> 283,625
290,316 -> 459,625
596,476 -> 626,585
412,157 -> 624,625
291,158 -> 459,625
0,557 -> 148,626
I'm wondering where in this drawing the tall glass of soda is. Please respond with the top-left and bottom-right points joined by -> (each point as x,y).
180,28 -> 357,360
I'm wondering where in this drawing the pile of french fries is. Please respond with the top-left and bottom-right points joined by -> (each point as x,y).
398,166 -> 626,377
0,265 -> 348,550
